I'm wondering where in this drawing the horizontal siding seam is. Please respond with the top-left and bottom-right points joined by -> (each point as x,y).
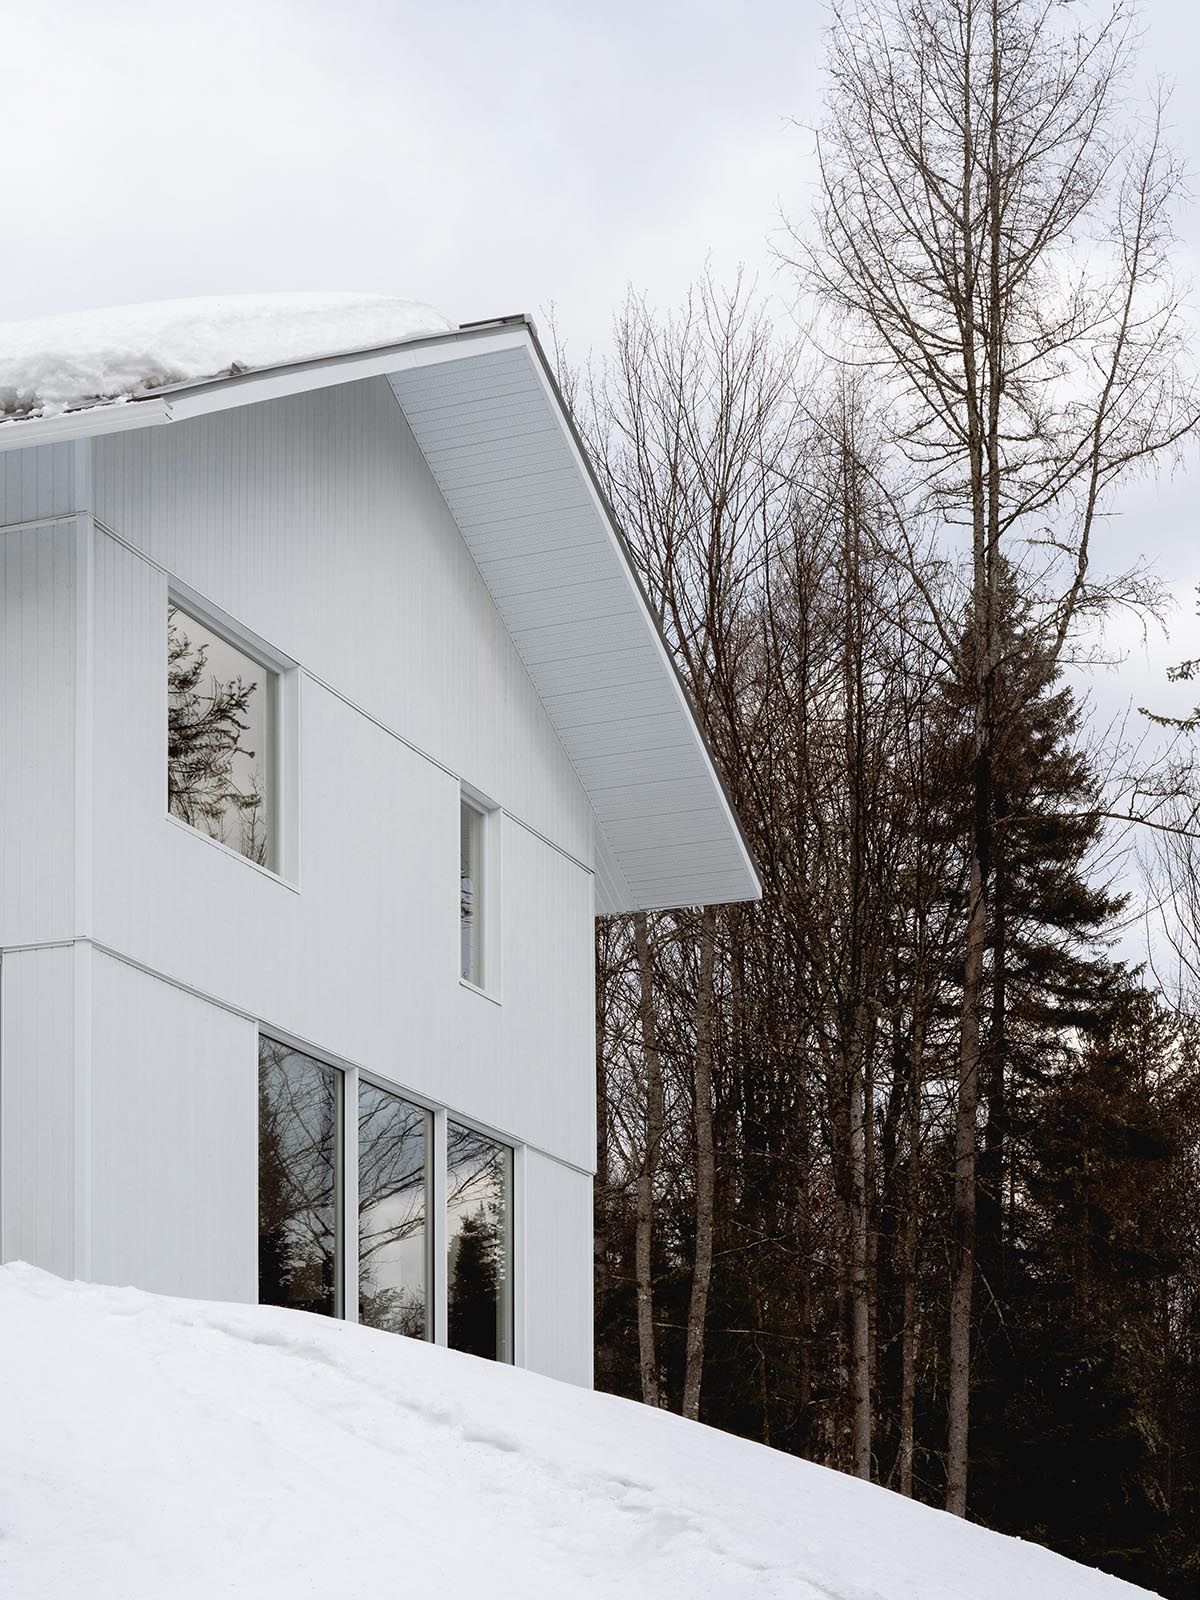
0,512 -> 83,536
0,936 -> 597,1180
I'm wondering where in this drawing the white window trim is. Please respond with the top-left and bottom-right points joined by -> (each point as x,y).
163,811 -> 301,890
165,583 -> 301,886
431,1108 -> 450,1347
459,783 -> 502,1003
355,1066 -> 436,1344
443,1112 -> 518,1366
255,1029 -> 345,1321
512,1142 -> 528,1369
341,1063 -> 359,1325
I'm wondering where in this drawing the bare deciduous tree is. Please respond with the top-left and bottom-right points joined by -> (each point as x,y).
794,0 -> 1196,1514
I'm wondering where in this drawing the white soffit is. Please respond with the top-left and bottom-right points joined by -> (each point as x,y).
386,333 -> 761,915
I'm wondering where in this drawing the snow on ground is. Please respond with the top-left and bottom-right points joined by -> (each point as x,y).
0,292 -> 455,420
0,1265 -> 1157,1600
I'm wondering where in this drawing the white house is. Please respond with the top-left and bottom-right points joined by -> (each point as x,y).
0,295 -> 759,1387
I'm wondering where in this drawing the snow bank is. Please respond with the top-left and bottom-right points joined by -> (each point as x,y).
0,1265 -> 1156,1600
0,292 -> 455,420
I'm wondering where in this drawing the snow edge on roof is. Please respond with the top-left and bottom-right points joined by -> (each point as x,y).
0,292 -> 455,422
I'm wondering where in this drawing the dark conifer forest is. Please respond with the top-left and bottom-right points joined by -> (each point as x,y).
580,3 -> 1200,1593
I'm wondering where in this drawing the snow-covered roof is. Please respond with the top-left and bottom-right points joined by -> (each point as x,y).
0,1266 -> 1155,1600
0,292 -> 454,420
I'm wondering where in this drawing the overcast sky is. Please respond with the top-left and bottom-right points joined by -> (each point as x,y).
3,0 -> 1197,726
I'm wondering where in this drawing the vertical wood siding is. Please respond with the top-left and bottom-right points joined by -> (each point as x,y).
522,1149 -> 594,1386
86,384 -> 596,1171
4,388 -> 598,1382
0,946 -> 76,1277
0,443 -> 78,527
89,953 -> 258,1301
93,377 -> 592,862
86,531 -> 594,1167
0,522 -> 77,945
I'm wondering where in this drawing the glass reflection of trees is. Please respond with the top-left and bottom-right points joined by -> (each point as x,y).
358,1083 -> 430,1338
258,1046 -> 512,1355
258,1038 -> 339,1317
460,800 -> 483,984
446,1123 -> 513,1363
167,604 -> 275,868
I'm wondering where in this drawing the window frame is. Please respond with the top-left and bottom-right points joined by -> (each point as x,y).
355,1070 -> 435,1342
459,783 -> 501,1002
255,1028 -> 521,1363
165,585 -> 299,885
256,1032 -> 345,1320
445,1116 -> 516,1365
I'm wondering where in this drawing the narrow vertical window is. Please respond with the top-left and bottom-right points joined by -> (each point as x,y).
358,1083 -> 430,1338
460,797 -> 485,985
168,602 -> 278,870
258,1037 -> 340,1317
446,1123 -> 513,1363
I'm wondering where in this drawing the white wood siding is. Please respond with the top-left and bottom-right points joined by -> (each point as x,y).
0,442 -> 79,525
3,381 -> 600,1382
87,531 -> 594,1168
90,953 -> 258,1302
0,946 -> 77,1278
85,382 -> 596,1171
0,521 -> 79,946
522,1149 -> 594,1387
92,376 -> 592,864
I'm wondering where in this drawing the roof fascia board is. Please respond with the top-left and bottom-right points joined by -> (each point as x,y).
0,397 -> 170,454
162,327 -> 532,424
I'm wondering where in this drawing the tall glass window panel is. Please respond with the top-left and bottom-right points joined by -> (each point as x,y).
446,1123 -> 513,1363
258,1038 -> 340,1317
168,603 -> 278,870
358,1083 -> 430,1338
460,798 -> 484,985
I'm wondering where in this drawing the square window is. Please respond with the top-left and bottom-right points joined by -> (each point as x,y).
168,602 -> 279,870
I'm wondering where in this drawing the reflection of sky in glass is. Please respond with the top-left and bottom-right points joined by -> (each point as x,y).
358,1083 -> 429,1339
168,605 -> 275,866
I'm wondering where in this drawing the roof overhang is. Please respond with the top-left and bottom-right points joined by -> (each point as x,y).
0,317 -> 761,914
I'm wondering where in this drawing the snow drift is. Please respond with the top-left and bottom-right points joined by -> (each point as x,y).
0,292 -> 455,420
0,1265 -> 1157,1600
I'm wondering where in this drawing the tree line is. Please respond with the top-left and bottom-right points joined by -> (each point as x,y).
577,2 -> 1200,1593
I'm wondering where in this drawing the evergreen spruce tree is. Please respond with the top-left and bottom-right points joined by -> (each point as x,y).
979,991 -> 1187,1590
167,606 -> 265,856
448,1209 -> 500,1359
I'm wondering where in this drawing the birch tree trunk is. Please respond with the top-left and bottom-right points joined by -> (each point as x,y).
897,999 -> 926,1498
947,839 -> 985,1514
634,910 -> 664,1408
848,1029 -> 873,1478
682,905 -> 719,1420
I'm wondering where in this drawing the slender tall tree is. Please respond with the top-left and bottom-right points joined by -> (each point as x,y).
796,0 -> 1195,1513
